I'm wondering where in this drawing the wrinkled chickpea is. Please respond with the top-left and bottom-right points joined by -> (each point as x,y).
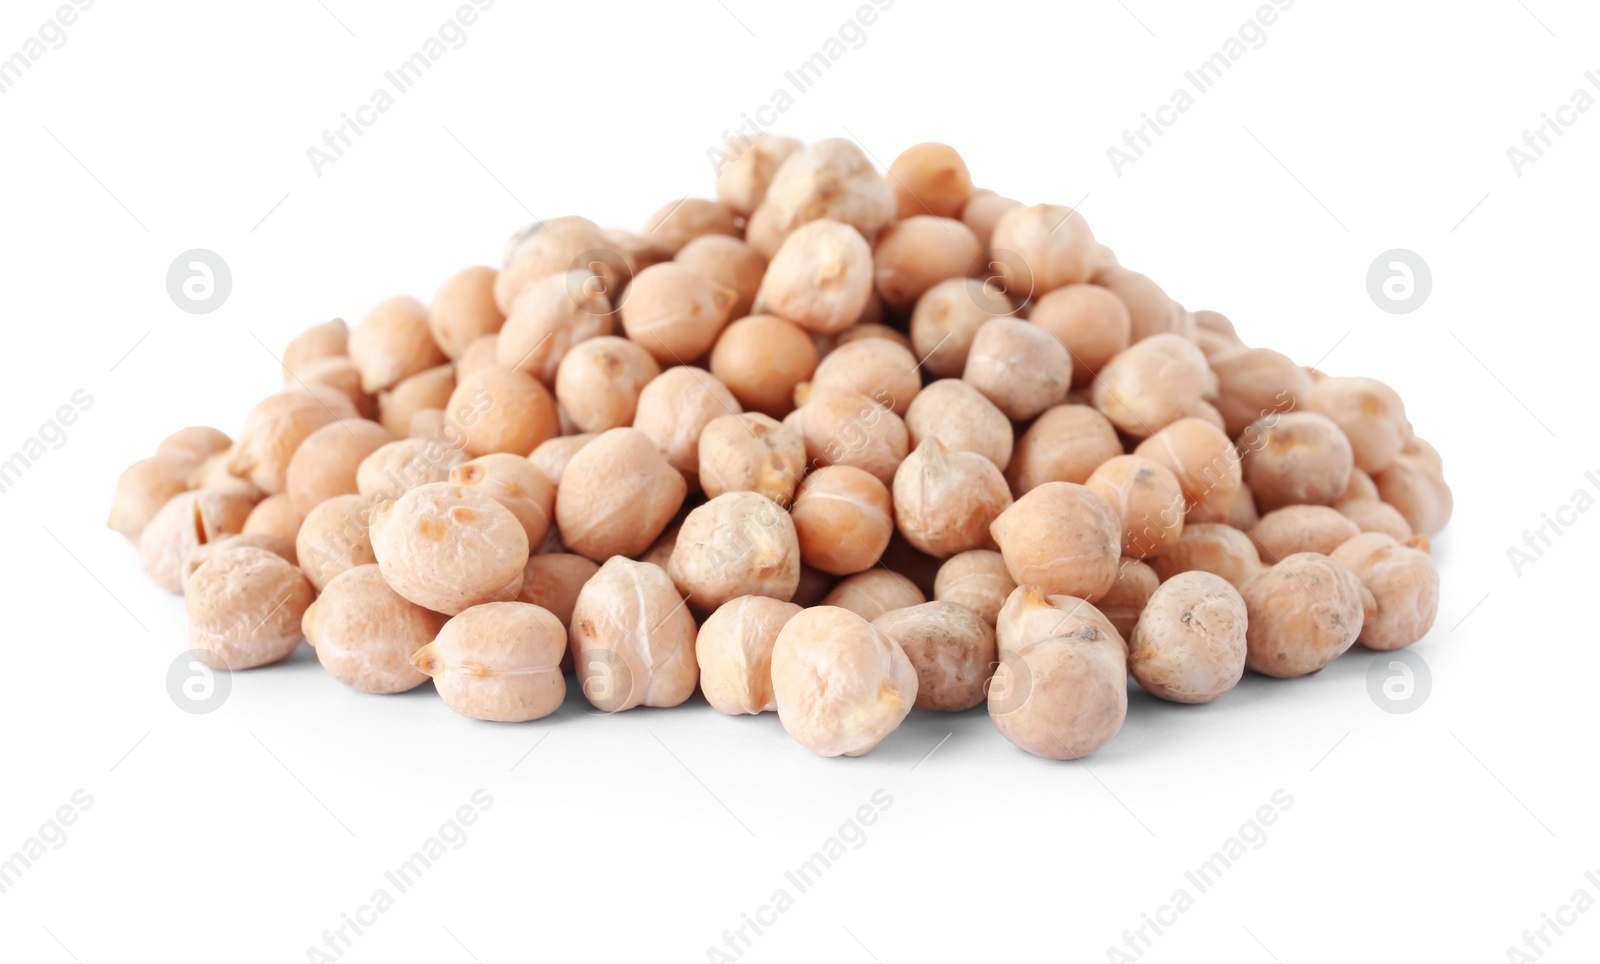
369,482 -> 527,615
187,545 -> 313,670
1098,269 -> 1184,342
1029,283 -> 1133,386
1092,334 -> 1212,439
555,427 -> 686,561
620,262 -> 737,362
1086,455 -> 1187,558
990,482 -> 1121,601
1250,505 -> 1361,563
668,491 -> 801,610
356,437 -> 469,500
1152,522 -> 1263,590
1330,532 -> 1440,651
349,295 -> 446,394
430,266 -> 505,360
893,438 -> 1012,558
963,317 -> 1074,421
697,595 -> 803,715
181,532 -> 296,586
771,605 -> 918,757
821,569 -> 926,622
932,549 -> 1016,626
755,219 -> 874,336
810,339 -> 923,418
759,138 -> 896,247
994,585 -> 1122,657
872,601 -> 995,712
495,219 -> 609,315
1241,552 -> 1366,678
303,564 -> 446,694
1129,571 -> 1248,703
904,378 -> 1013,472
1240,412 -> 1354,511
698,413 -> 806,506
709,314 -> 819,419
1336,497 -> 1413,541
1005,404 -> 1123,496
570,556 -> 699,712
284,419 -> 394,514
108,455 -> 194,544
1374,452 -> 1453,536
140,488 -> 256,593
716,133 -> 803,216
412,602 -> 567,722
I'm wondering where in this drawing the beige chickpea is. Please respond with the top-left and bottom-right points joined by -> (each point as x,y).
1029,283 -> 1133,386
960,188 -> 1022,248
1240,412 -> 1354,511
989,617 -> 1127,761
873,216 -> 982,311
771,606 -> 918,757
639,521 -> 681,571
1209,346 -> 1314,437
1092,333 -> 1211,439
809,337 -> 922,416
887,142 -> 972,219
139,488 -> 255,593
284,419 -> 395,514
187,545 -> 313,670
369,482 -> 527,615
457,334 -> 501,379
821,569 -> 926,622
378,364 -> 456,437
296,492 -> 380,592
1336,498 -> 1413,541
789,387 -> 909,486
872,601 -> 995,712
448,453 -> 555,547
303,564 -> 445,694
904,378 -> 1012,472
642,198 -> 739,256
990,482 -> 1121,601
761,138 -> 896,245
1241,552 -> 1366,678
994,585 -> 1124,657
755,219 -> 874,336
555,427 -> 687,561
1097,269 -> 1184,342
356,437 -> 469,500
1330,532 -> 1439,651
675,234 -> 766,320
1308,376 -> 1407,473
633,366 -> 743,490
410,409 -> 448,440
715,133 -> 802,215
447,367 -> 560,457
743,202 -> 785,259
1250,505 -> 1362,563
181,532 -> 296,588
528,433 -> 594,488
1152,522 -> 1263,589
990,203 -> 1099,298
108,455 -> 193,544
1222,482 -> 1261,531
185,449 -> 259,501
698,413 -> 806,506
429,266 -> 505,360
933,549 -> 1016,625
892,438 -> 1012,558
155,426 -> 232,467
242,493 -> 303,558
228,391 -> 356,495
619,262 -> 737,362
791,465 -> 893,576
668,491 -> 801,610
1340,467 -> 1381,503
909,277 -> 1014,378
1086,455 -> 1187,559
696,595 -> 802,715
1133,417 -> 1242,523
295,354 -> 375,419
519,553 -> 598,630
495,219 -> 610,315
553,336 -> 660,433
1005,404 -> 1122,496
709,314 -> 819,419
832,320 -> 911,353
1374,452 -> 1453,536
495,270 -> 612,382
1099,558 -> 1159,640
348,295 -> 446,393
282,318 -> 348,381
412,602 -> 567,721
570,556 -> 698,712
963,317 -> 1074,421
1129,571 -> 1248,703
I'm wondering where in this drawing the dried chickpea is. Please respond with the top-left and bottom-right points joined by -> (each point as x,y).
555,427 -> 686,561
1250,505 -> 1361,563
1340,467 -> 1381,503
242,493 -> 303,558
553,336 -> 660,433
302,564 -> 446,694
698,413 -> 806,506
960,188 -> 1021,248
821,569 -> 926,622
887,142 -> 972,219
990,482 -> 1121,601
1308,376 -> 1407,474
1330,532 -> 1440,651
989,617 -> 1127,761
447,367 -> 559,457
1085,455 -> 1187,559
495,270 -> 612,382
181,532 -> 296,587
378,364 -> 456,437
633,367 -> 742,489
716,133 -> 802,216
186,545 -> 313,670
832,320 -> 910,353
900,379 -> 1010,472
1241,552 -> 1365,678
709,314 -> 819,419
1129,571 -> 1248,703
675,234 -> 767,320
356,437 -> 469,499
495,219 -> 609,315
619,262 -> 736,362
1099,558 -> 1159,640
642,198 -> 739,256
186,448 -> 259,500
994,585 -> 1123,657
449,453 -> 555,547
1336,497 -> 1413,541
1152,522 -> 1263,590
755,219 -> 874,336
349,295 -> 446,393
519,552 -> 598,630
457,334 -> 501,379
296,492 -> 380,592
872,601 -> 995,711
139,488 -> 255,593
909,277 -> 1013,378
1209,346 -> 1314,437
284,419 -> 395,514
761,138 -> 896,245
1133,418 -> 1242,523
411,410 -> 449,440
892,438 -> 1012,558
108,456 -> 193,543
295,354 -> 375,419
789,387 -> 909,486
156,426 -> 232,467
1374,452 -> 1453,536
791,465 -> 893,576
809,337 -> 922,416
412,602 -> 567,722
1222,482 -> 1261,531
668,491 -> 801,610
743,202 -> 785,259
963,317 -> 1074,421
933,549 -> 1016,626
696,595 -> 802,715
1029,283 -> 1133,386
1091,333 -> 1211,438
369,482 -> 528,615
528,433 -> 594,487
429,266 -> 505,360
570,556 -> 699,712
1005,404 -> 1122,496
1240,412 -> 1354,511
282,318 -> 348,381
1098,269 -> 1184,342
989,203 -> 1099,297
228,391 -> 356,495
873,216 -> 981,311
770,606 -> 918,757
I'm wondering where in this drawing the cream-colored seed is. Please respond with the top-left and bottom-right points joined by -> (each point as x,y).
302,564 -> 445,694
446,367 -> 560,457
1129,571 -> 1248,703
140,488 -> 256,593
349,295 -> 446,394
1097,269 -> 1184,342
156,426 -> 233,466
620,262 -> 737,362
675,234 -> 767,319
1133,418 -> 1242,524
696,595 -> 803,715
1241,552 -> 1365,678
755,219 -> 874,336
989,482 -> 1121,601
668,491 -> 801,610
888,142 -> 972,219
642,198 -> 740,256
872,601 -> 995,712
554,336 -> 661,433
1028,283 -> 1132,386
1222,482 -> 1261,531
1152,522 -> 1263,589
989,618 -> 1127,761
282,318 -> 348,381
1099,558 -> 1159,640
932,549 -> 1016,625
873,216 -> 981,311
495,270 -> 612,382
569,556 -> 699,712
369,482 -> 528,615
909,277 -> 1014,378
378,364 -> 456,437
518,553 -> 599,632
296,492 -> 380,593
1209,346 -> 1314,437
429,266 -> 505,360
284,419 -> 395,514
1005,404 -> 1123,496
1373,451 -> 1453,536
108,455 -> 194,544
960,188 -> 1022,249
449,453 -> 555,547
411,602 -> 567,721
1086,455 -> 1187,559
242,493 -> 304,558
831,320 -> 910,353
963,317 -> 1074,421
716,133 -> 803,216
759,138 -> 896,248
1250,505 -> 1362,563
770,605 -> 918,757
1340,467 -> 1381,503
709,314 -> 820,419
809,337 -> 922,417
698,413 -> 806,506
495,219 -> 610,316
994,585 -> 1123,657
1335,497 -> 1414,540
456,334 -> 501,378
1092,333 -> 1212,439
228,391 -> 357,495
356,437 -> 469,499
1330,532 -> 1439,651
186,545 -> 313,671
892,438 -> 1012,558
633,367 -> 743,490
296,354 -> 374,419
1308,375 -> 1407,474
1240,412 -> 1355,511
788,387 -> 909,486
820,570 -> 926,622
904,378 -> 1013,472
181,532 -> 296,587
791,465 -> 894,576
528,433 -> 595,488
989,203 -> 1098,297
554,427 -> 687,561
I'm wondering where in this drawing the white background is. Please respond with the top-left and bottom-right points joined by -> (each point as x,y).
1,0 -> 1595,961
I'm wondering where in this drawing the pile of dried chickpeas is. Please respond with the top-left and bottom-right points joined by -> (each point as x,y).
109,136 -> 1450,760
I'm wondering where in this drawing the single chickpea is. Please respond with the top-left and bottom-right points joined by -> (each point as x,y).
632,366 -> 743,490
369,482 -> 528,615
716,133 -> 803,216
989,203 -> 1099,298
1308,375 -> 1408,473
139,488 -> 256,593
1340,467 -> 1381,502
282,318 -> 348,381
242,493 -> 304,559
552,336 -> 660,433
990,482 -> 1121,601
447,367 -> 560,457
1240,412 -> 1355,511
228,391 -> 357,495
457,334 -> 501,379
519,553 -> 599,632
430,266 -> 505,360
378,364 -> 456,437
790,465 -> 893,576
989,618 -> 1127,761
909,277 -> 1014,378
1335,498 -> 1413,541
698,413 -> 806,506
1133,417 -> 1242,523
668,491 -> 801,610
187,545 -> 313,670
1085,455 -> 1187,558
755,219 -> 874,336
873,216 -> 982,311
821,569 -> 926,622
789,387 -> 909,485
1330,532 -> 1440,651
180,532 -> 296,588
448,453 -> 555,547
1028,283 -> 1133,387
761,138 -> 896,245
495,270 -> 612,382
933,549 -> 1016,625
528,433 -> 595,487
296,492 -> 380,592
1128,571 -> 1248,703
1209,346 -> 1314,437
809,337 -> 922,416
356,437 -> 469,499
619,262 -> 737,362
495,219 -> 609,315
642,198 -> 740,256
1373,452 -> 1453,536
887,142 -> 972,219
1097,269 -> 1184,342
960,188 -> 1022,248
156,426 -> 233,467
108,456 -> 194,543
709,314 -> 819,419
296,355 -> 375,420
892,438 -> 1012,558
570,556 -> 699,712
994,585 -> 1123,657
284,419 -> 395,514
770,605 -> 918,757
904,378 -> 1013,472
1099,558 -> 1159,640
872,601 -> 995,712
1250,505 -> 1362,563
1005,404 -> 1122,496
696,595 -> 803,715
675,234 -> 767,320
962,317 -> 1074,421
348,295 -> 446,394
1151,522 -> 1263,589
555,427 -> 687,561
303,564 -> 446,694
1241,552 -> 1366,678
412,602 -> 567,722
1091,334 -> 1212,439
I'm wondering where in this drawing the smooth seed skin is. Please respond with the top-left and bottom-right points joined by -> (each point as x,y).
990,482 -> 1121,602
140,488 -> 255,593
1152,522 -> 1264,590
1005,404 -> 1123,496
302,565 -> 445,694
962,317 -> 1073,422
892,438 -> 1012,558
1128,571 -> 1248,703
528,433 -> 594,488
156,426 -> 233,467
668,491 -> 802,610
1029,284 -> 1132,386
356,437 -> 470,499
570,557 -> 699,712
632,367 -> 743,490
447,367 -> 560,458
791,465 -> 894,576
187,546 -> 313,670
285,419 -> 395,514
990,203 -> 1098,298
1240,412 -> 1355,511
760,138 -> 896,247
242,493 -> 304,558
994,585 -> 1124,658
555,427 -> 686,562
369,482 -> 528,615
108,455 -> 193,543
989,620 -> 1127,761
809,338 -> 922,416
1086,455 -> 1187,559
1330,532 -> 1440,651
770,606 -> 918,757
1340,467 -> 1381,503
296,493 -> 381,593
696,595 -> 802,715
1335,498 -> 1413,541
1223,482 -> 1261,531
960,188 -> 1022,248
449,453 -> 555,547
379,364 -> 457,437
698,413 -> 806,506
789,387 -> 909,486
909,277 -> 1014,378
709,314 -> 820,418
1210,346 -> 1314,438
518,553 -> 599,631
933,550 -> 1016,625
282,318 -> 348,381
457,334 -> 501,379
1308,376 -> 1407,474
298,355 -> 375,419
1133,418 -> 1242,524
430,266 -> 505,360
495,270 -> 612,383
1092,334 -> 1211,439
1250,505 -> 1362,563
228,391 -> 357,495
820,570 -> 926,622
755,219 -> 874,336
904,378 -> 1013,472
872,601 -> 996,712
642,198 -> 740,256
620,262 -> 736,362
411,602 -> 567,722
1099,558 -> 1159,641
1099,269 -> 1184,342
716,133 -> 802,216
1240,552 -> 1365,678
872,216 -> 982,311
888,142 -> 972,219
675,234 -> 767,320
349,295 -> 446,394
